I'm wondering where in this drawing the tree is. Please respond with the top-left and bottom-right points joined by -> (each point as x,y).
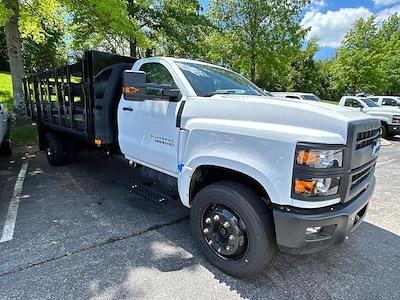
287,37 -> 320,93
126,0 -> 211,58
331,17 -> 383,95
1,0 -> 25,116
0,28 -> 9,71
208,0 -> 309,85
379,15 -> 400,95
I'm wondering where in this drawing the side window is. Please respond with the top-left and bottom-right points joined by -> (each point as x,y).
94,69 -> 113,99
139,63 -> 174,86
382,98 -> 398,106
344,98 -> 361,108
369,97 -> 378,102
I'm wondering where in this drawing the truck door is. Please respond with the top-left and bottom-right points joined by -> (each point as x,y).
118,62 -> 183,175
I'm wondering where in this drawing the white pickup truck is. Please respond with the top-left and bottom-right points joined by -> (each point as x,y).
0,104 -> 12,156
368,95 -> 400,108
24,51 -> 380,278
339,96 -> 400,138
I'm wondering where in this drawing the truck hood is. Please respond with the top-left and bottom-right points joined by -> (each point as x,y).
183,95 -> 374,145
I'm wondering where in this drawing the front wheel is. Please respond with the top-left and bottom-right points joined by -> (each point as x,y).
191,181 -> 276,278
380,124 -> 388,139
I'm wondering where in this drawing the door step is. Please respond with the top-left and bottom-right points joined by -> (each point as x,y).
131,183 -> 175,204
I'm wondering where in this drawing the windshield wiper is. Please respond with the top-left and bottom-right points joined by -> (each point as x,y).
202,91 -> 238,97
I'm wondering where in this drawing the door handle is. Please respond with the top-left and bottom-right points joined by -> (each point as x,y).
122,107 -> 133,112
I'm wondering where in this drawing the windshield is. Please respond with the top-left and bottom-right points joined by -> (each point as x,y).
302,94 -> 321,101
361,98 -> 380,107
176,62 -> 264,97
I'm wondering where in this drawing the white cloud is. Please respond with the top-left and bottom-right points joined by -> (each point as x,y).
310,0 -> 326,9
301,7 -> 372,48
376,4 -> 400,21
373,0 -> 400,6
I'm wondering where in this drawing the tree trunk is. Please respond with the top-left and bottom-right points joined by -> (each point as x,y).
130,38 -> 137,57
4,0 -> 25,118
250,52 -> 256,83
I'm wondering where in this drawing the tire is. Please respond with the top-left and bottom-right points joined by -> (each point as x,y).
45,132 -> 66,166
0,122 -> 12,156
380,124 -> 388,139
191,181 -> 276,278
0,139 -> 12,156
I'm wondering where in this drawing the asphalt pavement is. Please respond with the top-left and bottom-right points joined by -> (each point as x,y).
0,138 -> 399,300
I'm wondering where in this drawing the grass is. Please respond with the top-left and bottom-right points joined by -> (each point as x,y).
0,72 -> 13,110
11,123 -> 37,144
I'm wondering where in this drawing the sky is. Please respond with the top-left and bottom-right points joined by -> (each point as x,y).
199,0 -> 400,59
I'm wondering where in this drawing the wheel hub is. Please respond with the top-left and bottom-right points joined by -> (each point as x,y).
202,205 -> 247,259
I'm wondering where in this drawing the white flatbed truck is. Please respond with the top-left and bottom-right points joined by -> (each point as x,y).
23,51 -> 380,278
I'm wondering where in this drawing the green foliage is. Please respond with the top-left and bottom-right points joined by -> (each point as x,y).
64,0 -> 147,52
208,0 -> 309,86
0,71 -> 12,110
0,28 -> 9,71
331,17 -> 383,95
0,0 -> 13,27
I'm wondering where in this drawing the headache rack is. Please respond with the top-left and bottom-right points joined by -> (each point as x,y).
22,50 -> 137,145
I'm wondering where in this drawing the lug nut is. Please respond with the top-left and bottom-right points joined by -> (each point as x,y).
208,240 -> 213,245
205,217 -> 211,224
213,215 -> 220,222
226,246 -> 231,251
203,228 -> 209,234
229,234 -> 235,241
223,221 -> 230,228
217,247 -> 222,253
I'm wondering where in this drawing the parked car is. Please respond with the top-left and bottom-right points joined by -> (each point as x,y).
367,96 -> 400,108
24,51 -> 380,278
338,96 -> 400,138
0,103 -> 12,156
271,92 -> 321,101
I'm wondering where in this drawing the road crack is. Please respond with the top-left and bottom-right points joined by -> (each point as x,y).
0,216 -> 189,278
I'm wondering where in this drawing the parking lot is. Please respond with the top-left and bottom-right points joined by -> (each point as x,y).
0,138 -> 399,300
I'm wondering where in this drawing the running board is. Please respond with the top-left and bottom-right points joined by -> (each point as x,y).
131,183 -> 175,204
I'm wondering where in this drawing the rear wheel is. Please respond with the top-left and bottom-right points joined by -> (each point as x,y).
0,122 -> 12,156
45,132 -> 66,166
191,181 -> 276,278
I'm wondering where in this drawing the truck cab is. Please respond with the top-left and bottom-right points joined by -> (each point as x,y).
117,58 -> 380,277
339,96 -> 400,138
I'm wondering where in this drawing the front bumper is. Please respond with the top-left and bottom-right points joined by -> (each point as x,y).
273,176 -> 375,255
388,124 -> 400,135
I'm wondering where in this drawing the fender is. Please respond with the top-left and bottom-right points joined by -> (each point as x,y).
178,156 -> 279,208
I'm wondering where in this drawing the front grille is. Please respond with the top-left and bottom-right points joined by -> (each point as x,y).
351,165 -> 374,190
356,129 -> 380,150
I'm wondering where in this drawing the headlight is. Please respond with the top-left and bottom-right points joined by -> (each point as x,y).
296,148 -> 343,168
393,115 -> 400,124
294,177 -> 340,197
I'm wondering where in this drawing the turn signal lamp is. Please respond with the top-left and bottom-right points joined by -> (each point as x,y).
94,139 -> 102,146
294,177 -> 340,196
